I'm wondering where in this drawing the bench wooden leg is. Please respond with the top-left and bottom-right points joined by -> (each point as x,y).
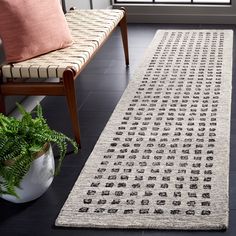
63,69 -> 81,147
119,9 -> 129,66
0,93 -> 6,114
0,74 -> 6,114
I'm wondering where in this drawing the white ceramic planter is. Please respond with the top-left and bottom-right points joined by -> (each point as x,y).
0,144 -> 55,203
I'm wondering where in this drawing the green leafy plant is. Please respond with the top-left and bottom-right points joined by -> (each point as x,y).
0,103 -> 78,197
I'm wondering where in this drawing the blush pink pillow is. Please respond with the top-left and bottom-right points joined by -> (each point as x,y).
0,0 -> 73,63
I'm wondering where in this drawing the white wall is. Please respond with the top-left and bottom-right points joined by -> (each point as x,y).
113,0 -> 236,24
64,0 -> 91,9
93,0 -> 112,9
64,0 -> 112,11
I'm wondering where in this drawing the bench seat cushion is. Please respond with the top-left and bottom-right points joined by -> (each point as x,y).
1,9 -> 124,79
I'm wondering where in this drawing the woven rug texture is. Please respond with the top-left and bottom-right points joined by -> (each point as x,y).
56,30 -> 233,230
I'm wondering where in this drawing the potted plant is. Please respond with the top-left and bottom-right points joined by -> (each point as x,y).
0,103 -> 78,203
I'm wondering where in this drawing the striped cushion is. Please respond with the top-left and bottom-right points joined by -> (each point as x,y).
1,9 -> 124,79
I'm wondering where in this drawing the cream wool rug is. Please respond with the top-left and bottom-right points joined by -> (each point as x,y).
56,30 -> 233,230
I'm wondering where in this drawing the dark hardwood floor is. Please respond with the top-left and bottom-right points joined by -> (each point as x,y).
0,24 -> 236,236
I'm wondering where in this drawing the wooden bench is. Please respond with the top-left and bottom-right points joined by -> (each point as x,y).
0,8 -> 129,146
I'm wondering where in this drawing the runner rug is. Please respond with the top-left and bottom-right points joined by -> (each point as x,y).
56,30 -> 233,230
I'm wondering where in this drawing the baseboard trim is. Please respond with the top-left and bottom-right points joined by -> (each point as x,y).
113,4 -> 236,24
126,13 -> 236,24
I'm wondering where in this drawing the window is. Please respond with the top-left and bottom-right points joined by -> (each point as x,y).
115,0 -> 231,4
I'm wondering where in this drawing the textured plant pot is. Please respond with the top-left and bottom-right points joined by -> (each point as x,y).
0,144 -> 55,203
